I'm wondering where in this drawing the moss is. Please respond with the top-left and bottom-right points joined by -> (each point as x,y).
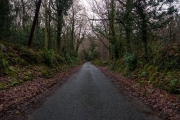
5,66 -> 17,77
166,71 -> 173,78
0,82 -> 5,90
141,71 -> 148,77
148,72 -> 159,83
40,68 -> 53,78
123,67 -> 129,76
147,65 -> 153,71
20,47 -> 42,64
22,71 -> 34,81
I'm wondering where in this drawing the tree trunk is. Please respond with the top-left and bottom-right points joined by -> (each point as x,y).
71,5 -> 75,52
48,1 -> 51,50
21,0 -> 26,30
57,21 -> 61,52
135,1 -> 148,62
44,0 -> 48,51
109,0 -> 118,60
125,0 -> 132,53
28,0 -> 42,48
57,16 -> 63,52
125,27 -> 131,53
142,17 -> 148,60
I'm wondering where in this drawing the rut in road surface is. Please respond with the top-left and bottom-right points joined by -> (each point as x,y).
28,62 -> 160,120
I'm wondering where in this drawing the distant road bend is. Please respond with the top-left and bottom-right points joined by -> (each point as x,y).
29,62 -> 160,120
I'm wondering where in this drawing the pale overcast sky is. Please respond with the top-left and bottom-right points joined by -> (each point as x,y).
80,0 -> 89,6
79,0 -> 91,13
79,0 -> 97,19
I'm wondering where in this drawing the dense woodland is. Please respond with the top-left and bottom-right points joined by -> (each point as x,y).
91,0 -> 180,95
0,0 -> 89,54
0,0 -> 180,94
0,0 -> 87,90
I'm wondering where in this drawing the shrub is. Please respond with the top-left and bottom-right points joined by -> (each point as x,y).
124,52 -> 137,71
65,54 -> 72,63
155,44 -> 180,70
12,29 -> 29,46
42,49 -> 55,67
162,79 -> 180,94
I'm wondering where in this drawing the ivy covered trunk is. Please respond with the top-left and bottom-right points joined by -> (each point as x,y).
141,17 -> 148,61
135,0 -> 148,62
56,12 -> 63,52
0,0 -> 12,39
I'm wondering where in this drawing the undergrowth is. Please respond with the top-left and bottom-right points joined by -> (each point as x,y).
93,44 -> 180,95
0,41 -> 80,90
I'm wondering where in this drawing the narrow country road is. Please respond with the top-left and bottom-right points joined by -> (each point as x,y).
28,62 -> 160,120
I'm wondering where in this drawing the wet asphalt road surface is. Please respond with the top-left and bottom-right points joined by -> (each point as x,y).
28,62 -> 160,120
